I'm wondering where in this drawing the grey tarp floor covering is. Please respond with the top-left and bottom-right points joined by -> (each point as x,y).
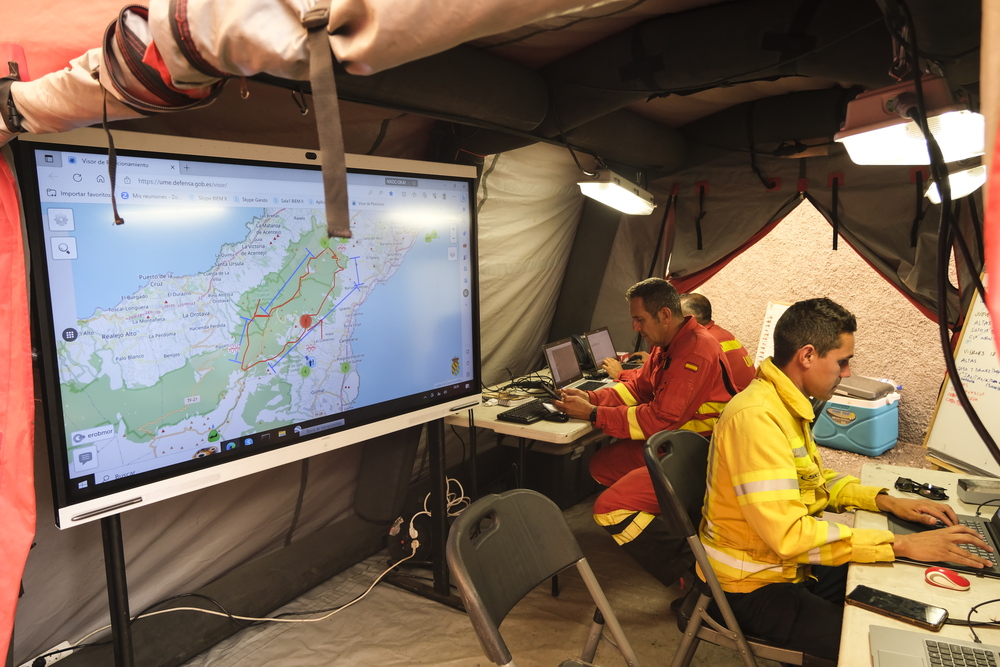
180,442 -> 930,666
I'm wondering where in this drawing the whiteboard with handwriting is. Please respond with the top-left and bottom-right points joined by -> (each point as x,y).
754,301 -> 791,366
924,279 -> 1000,476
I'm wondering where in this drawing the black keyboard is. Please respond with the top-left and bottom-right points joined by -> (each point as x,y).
959,519 -> 999,565
575,380 -> 608,392
497,399 -> 550,424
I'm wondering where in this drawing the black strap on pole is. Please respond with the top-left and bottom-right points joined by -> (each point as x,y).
695,184 -> 706,250
830,175 -> 840,250
303,0 -> 352,239
967,193 -> 985,266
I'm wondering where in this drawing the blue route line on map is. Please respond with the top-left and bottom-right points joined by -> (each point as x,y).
273,281 -> 361,366
352,256 -> 361,285
230,315 -> 253,362
261,248 -> 314,315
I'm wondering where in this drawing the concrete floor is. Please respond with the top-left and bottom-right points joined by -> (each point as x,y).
180,441 -> 931,666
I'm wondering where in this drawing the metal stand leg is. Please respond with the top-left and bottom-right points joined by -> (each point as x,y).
427,418 -> 451,599
384,419 -> 465,611
101,514 -> 134,667
467,410 -> 478,500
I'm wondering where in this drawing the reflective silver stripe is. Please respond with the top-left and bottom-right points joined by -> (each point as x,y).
702,542 -> 784,574
733,478 -> 799,497
827,473 -> 852,488
822,521 -> 842,546
791,445 -> 808,459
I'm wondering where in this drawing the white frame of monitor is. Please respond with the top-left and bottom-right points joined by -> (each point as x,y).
16,128 -> 482,528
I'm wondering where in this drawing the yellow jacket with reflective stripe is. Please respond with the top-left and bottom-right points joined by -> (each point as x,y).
699,358 -> 895,593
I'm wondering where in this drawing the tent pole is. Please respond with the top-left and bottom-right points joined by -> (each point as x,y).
101,515 -> 134,667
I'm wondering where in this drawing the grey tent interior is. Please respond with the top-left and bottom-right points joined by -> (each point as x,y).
7,1 -> 988,665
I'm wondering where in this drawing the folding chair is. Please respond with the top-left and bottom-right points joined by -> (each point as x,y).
643,430 -> 806,667
447,488 -> 642,667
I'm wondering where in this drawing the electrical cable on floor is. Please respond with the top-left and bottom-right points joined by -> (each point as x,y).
60,549 -> 420,654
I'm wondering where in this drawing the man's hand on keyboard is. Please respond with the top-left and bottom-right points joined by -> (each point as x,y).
552,391 -> 593,421
892,525 -> 994,568
876,494 -> 957,527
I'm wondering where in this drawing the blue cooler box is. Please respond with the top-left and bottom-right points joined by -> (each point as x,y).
813,392 -> 900,456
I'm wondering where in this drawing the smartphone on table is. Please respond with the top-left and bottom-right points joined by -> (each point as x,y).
845,584 -> 948,631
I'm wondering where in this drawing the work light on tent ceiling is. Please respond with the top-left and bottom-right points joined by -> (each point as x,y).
833,74 -> 987,199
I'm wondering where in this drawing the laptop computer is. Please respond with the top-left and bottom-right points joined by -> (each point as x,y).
542,338 -> 617,392
886,509 -> 1000,578
584,327 -> 642,371
869,623 -> 1000,667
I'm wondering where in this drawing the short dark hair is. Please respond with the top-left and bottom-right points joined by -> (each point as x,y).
772,298 -> 857,366
625,278 -> 681,320
679,293 -> 712,325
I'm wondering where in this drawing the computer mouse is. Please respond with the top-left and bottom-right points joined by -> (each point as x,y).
544,411 -> 570,422
924,566 -> 970,591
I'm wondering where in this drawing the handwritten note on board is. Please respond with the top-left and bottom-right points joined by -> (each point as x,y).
925,277 -> 1000,476
754,301 -> 791,367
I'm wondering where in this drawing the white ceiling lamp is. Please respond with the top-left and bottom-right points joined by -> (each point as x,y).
577,169 -> 656,215
834,75 -> 985,165
925,163 -> 988,204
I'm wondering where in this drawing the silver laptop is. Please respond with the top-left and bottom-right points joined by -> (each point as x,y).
869,624 -> 1000,666
584,327 -> 642,371
886,510 -> 1000,578
542,338 -> 616,392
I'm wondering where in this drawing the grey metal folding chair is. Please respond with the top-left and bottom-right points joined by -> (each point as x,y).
643,429 -> 806,667
447,488 -> 642,667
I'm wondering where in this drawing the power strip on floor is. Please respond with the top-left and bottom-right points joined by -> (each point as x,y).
17,641 -> 73,667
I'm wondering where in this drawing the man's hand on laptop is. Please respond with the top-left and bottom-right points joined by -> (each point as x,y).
600,358 -> 624,380
875,494 -> 957,526
552,389 -> 592,421
892,526 -> 994,568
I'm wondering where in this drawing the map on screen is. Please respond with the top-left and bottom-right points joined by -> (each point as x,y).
16,130 -> 479,526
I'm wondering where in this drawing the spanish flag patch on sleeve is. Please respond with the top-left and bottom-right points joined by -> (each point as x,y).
684,362 -> 699,372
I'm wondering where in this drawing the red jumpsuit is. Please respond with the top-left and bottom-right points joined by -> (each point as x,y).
703,321 -> 755,391
588,316 -> 736,586
617,320 -> 754,390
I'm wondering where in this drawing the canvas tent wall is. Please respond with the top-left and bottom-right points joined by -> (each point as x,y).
0,1 -> 995,664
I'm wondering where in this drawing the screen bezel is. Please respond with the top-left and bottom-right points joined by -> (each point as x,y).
12,128 -> 482,528
542,337 -> 584,388
583,327 -> 617,368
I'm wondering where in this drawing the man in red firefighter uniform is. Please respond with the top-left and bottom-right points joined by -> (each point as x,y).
680,292 -> 755,390
554,277 -> 736,586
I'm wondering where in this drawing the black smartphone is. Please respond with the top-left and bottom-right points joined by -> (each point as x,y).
845,584 -> 948,631
540,383 -> 560,400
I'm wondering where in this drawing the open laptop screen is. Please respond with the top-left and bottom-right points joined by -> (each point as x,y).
542,338 -> 585,388
584,327 -> 617,368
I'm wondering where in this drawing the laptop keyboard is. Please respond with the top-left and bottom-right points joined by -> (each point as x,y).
497,400 -> 549,424
958,519 -> 998,565
924,638 -> 999,666
575,380 -> 608,392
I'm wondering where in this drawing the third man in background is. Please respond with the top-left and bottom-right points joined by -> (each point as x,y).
679,292 -> 755,391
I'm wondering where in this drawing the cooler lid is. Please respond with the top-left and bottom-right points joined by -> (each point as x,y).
832,375 -> 895,400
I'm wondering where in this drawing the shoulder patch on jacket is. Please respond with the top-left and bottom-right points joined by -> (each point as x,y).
684,362 -> 699,372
